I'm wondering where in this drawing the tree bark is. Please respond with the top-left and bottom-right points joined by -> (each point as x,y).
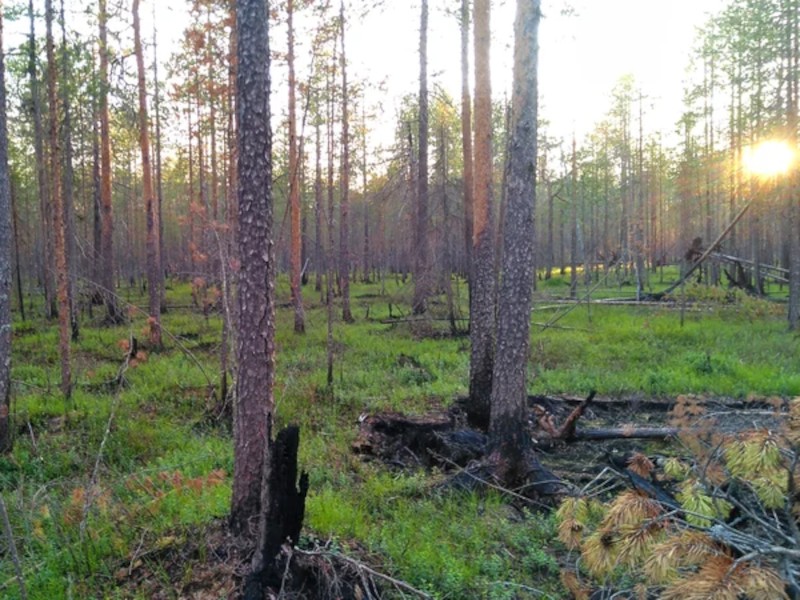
231,0 -> 275,539
466,0 -> 495,429
338,0 -> 353,323
488,0 -> 540,484
98,0 -> 119,322
28,0 -> 56,320
59,0 -> 78,341
287,0 -> 305,333
0,0 -> 13,451
45,0 -> 71,399
461,0 -> 474,291
412,0 -> 430,315
133,0 -> 162,348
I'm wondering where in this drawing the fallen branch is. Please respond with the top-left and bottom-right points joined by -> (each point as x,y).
555,391 -> 596,440
294,547 -> 433,599
0,494 -> 27,600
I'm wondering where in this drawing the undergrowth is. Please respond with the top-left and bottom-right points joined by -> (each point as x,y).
0,271 -> 797,598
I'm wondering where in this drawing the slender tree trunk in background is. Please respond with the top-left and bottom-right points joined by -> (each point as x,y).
339,0 -> 353,323
133,0 -> 162,348
326,50 -> 337,387
412,0 -> 430,315
788,0 -> 800,329
206,5 -> 218,223
91,89 -> 101,298
153,16 -> 166,295
187,102 -> 196,275
569,137 -> 578,298
466,0 -> 495,430
45,0 -> 71,399
29,0 -> 55,319
59,0 -> 78,341
231,0 -> 275,539
314,114 -> 323,296
362,103 -> 370,283
11,185 -> 24,322
461,0 -> 474,288
0,0 -> 13,452
287,0 -> 305,333
489,0 -> 541,485
98,0 -> 119,322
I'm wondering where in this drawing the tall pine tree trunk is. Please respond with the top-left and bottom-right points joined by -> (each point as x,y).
45,0 -> 71,398
133,0 -> 162,347
98,0 -> 118,322
412,0 -> 430,314
338,0 -> 353,323
231,0 -> 275,538
0,0 -> 13,451
461,0 -> 474,291
489,0 -> 541,485
29,0 -> 55,319
287,0 -> 305,333
466,0 -> 495,429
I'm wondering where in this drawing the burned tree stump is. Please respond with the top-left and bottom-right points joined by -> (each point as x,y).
243,425 -> 309,599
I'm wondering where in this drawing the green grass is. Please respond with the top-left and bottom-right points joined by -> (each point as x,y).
0,271 -> 798,598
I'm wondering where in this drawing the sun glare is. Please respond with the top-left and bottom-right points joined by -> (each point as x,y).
743,140 -> 795,177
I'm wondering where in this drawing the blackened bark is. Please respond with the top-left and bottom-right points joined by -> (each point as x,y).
231,0 -> 275,539
466,0 -> 495,429
412,0 -> 430,315
489,0 -> 540,484
244,426 -> 309,599
0,0 -> 12,451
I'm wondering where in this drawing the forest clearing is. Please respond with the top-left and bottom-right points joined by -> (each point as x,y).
1,0 -> 800,598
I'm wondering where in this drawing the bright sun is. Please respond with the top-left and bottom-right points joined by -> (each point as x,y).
743,140 -> 796,177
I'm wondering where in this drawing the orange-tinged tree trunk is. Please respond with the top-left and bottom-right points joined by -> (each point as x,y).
133,0 -> 162,348
45,0 -> 71,399
466,0 -> 495,429
98,0 -> 118,322
461,0 -> 474,288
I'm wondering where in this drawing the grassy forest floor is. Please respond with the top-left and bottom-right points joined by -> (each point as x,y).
1,267 -> 799,599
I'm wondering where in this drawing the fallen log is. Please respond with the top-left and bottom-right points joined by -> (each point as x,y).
534,427 -> 679,448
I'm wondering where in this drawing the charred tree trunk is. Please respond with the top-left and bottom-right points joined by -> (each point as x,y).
243,426 -> 309,599
488,0 -> 541,485
466,0 -> 495,429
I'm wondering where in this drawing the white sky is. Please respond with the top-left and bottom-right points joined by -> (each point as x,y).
8,0 -> 727,151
